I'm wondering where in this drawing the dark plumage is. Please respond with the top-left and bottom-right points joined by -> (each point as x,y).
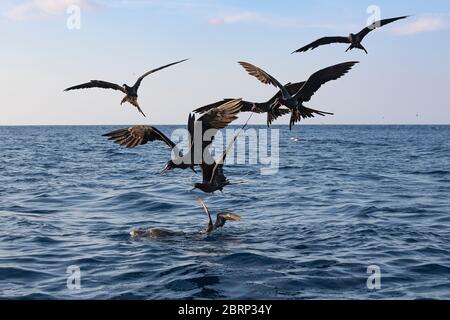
197,197 -> 241,234
292,16 -> 409,54
193,82 -> 307,127
64,59 -> 189,117
102,99 -> 242,175
238,61 -> 358,130
129,196 -> 240,238
193,112 -> 253,193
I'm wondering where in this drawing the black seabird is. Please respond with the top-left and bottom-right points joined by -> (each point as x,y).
64,59 -> 189,117
292,16 -> 409,54
238,61 -> 358,129
193,113 -> 253,194
192,82 -> 330,127
197,196 -> 241,234
129,196 -> 241,238
102,99 -> 242,175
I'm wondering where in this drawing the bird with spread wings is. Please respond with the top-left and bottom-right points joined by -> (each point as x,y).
237,61 -> 358,130
292,16 -> 409,54
102,99 -> 243,182
65,59 -> 189,117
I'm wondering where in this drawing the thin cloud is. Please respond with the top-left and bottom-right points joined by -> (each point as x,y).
208,11 -> 357,32
97,0 -> 214,10
6,0 -> 94,21
394,17 -> 447,35
209,12 -> 259,25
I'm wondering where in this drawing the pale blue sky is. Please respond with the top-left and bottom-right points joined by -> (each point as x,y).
1,0 -> 449,125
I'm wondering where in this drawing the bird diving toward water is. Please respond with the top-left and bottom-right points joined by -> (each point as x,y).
64,59 -> 189,117
292,16 -> 409,54
193,82 -> 320,127
102,99 -> 242,177
238,61 -> 358,130
193,113 -> 252,194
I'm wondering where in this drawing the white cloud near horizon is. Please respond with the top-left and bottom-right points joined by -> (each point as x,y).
6,0 -> 94,21
393,17 -> 447,35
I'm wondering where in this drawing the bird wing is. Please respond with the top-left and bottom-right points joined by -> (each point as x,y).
197,99 -> 242,147
199,161 -> 228,185
295,61 -> 359,103
215,212 -> 241,228
192,82 -> 305,115
207,112 -> 253,184
199,162 -> 215,184
102,125 -> 178,151
292,37 -> 351,53
357,16 -> 409,40
217,212 -> 241,222
64,80 -> 126,93
133,58 -> 189,89
196,196 -> 213,226
238,62 -> 291,100
193,99 -> 254,114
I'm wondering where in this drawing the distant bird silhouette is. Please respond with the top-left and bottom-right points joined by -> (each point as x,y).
196,197 -> 241,234
64,59 -> 189,117
292,16 -> 409,54
238,61 -> 358,130
193,82 -> 317,127
102,99 -> 242,175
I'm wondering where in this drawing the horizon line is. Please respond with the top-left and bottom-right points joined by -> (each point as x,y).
1,123 -> 449,127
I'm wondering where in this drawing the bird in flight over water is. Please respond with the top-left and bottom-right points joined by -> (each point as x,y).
292,16 -> 409,54
102,99 -> 242,176
194,82 -> 310,127
64,59 -> 189,117
193,113 -> 253,194
238,61 -> 358,130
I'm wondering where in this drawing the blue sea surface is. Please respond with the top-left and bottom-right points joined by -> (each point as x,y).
1,125 -> 450,300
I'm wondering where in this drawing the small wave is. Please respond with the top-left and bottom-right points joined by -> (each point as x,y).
0,267 -> 53,280
219,252 -> 290,267
406,170 -> 450,176
409,263 -> 450,275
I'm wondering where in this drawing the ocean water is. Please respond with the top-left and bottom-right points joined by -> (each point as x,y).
1,125 -> 450,300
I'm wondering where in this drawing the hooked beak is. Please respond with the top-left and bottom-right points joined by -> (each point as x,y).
160,164 -> 170,176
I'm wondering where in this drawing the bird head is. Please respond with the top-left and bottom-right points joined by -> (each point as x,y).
193,183 -> 202,190
160,160 -> 175,175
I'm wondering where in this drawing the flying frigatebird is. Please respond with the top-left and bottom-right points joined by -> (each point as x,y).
65,59 -> 189,117
292,16 -> 409,54
102,99 -> 242,176
238,61 -> 358,130
193,113 -> 253,194
192,82 -> 331,127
